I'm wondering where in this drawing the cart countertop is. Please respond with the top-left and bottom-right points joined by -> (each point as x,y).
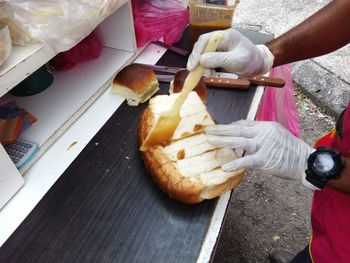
0,29 -> 273,263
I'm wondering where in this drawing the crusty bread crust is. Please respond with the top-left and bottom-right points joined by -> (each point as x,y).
138,94 -> 245,204
170,70 -> 207,102
112,64 -> 158,95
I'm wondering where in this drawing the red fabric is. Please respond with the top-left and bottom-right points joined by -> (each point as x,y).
310,102 -> 350,262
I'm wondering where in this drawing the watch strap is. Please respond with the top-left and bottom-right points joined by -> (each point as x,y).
305,170 -> 328,189
302,171 -> 320,190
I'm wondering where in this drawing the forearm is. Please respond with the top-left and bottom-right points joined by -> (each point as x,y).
267,0 -> 350,67
327,156 -> 350,195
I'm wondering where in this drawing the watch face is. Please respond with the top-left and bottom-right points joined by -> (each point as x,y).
306,147 -> 343,188
313,153 -> 335,173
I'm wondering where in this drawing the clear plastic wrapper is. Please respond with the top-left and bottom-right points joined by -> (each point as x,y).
0,25 -> 12,66
1,0 -> 124,52
0,3 -> 35,45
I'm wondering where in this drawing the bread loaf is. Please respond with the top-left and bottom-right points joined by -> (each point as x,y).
138,92 -> 245,204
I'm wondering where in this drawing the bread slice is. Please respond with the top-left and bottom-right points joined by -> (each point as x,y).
138,92 -> 245,204
112,64 -> 159,106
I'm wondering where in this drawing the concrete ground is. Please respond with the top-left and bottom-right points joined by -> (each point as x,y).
213,87 -> 335,263
211,0 -> 349,262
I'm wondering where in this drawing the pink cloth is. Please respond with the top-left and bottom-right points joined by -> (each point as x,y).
310,102 -> 350,262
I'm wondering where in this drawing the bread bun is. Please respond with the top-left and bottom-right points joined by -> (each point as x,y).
112,63 -> 159,106
170,70 -> 207,102
138,92 -> 245,204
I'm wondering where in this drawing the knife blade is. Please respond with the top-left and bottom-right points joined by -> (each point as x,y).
152,41 -> 190,57
137,63 -> 186,74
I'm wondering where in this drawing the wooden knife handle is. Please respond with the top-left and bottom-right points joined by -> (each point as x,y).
203,77 -> 250,89
245,75 -> 285,88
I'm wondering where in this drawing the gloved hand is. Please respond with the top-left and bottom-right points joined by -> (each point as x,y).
206,120 -> 317,188
187,28 -> 274,77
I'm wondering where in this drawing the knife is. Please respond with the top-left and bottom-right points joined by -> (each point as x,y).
157,74 -> 251,89
137,63 -> 285,88
214,72 -> 285,88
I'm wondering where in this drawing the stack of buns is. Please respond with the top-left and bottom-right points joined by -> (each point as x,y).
112,64 -> 159,106
138,91 -> 245,204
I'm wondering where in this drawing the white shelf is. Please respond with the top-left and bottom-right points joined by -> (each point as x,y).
6,47 -> 133,147
0,0 -> 171,248
0,44 -> 53,97
0,42 -> 168,247
0,0 -> 137,173
0,0 -> 131,98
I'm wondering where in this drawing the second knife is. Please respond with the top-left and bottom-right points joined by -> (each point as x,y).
157,74 -> 251,89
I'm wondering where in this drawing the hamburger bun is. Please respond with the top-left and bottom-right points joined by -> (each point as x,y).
138,91 -> 245,204
112,63 -> 159,106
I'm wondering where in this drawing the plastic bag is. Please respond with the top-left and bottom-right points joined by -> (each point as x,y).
2,0 -> 124,52
132,0 -> 189,48
0,25 -> 12,66
256,64 -> 300,137
0,3 -> 35,45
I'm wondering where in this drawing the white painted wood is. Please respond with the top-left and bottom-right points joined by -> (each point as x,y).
197,192 -> 231,263
4,47 -> 133,147
0,0 -> 142,173
0,0 -> 131,97
0,45 -> 53,97
0,0 -> 139,236
133,42 -> 167,64
2,44 -> 155,175
98,1 -> 136,52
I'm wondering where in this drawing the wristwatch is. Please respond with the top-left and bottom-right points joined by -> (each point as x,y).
305,146 -> 344,189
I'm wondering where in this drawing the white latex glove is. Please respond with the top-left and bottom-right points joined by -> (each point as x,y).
206,120 -> 317,189
187,28 -> 274,77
